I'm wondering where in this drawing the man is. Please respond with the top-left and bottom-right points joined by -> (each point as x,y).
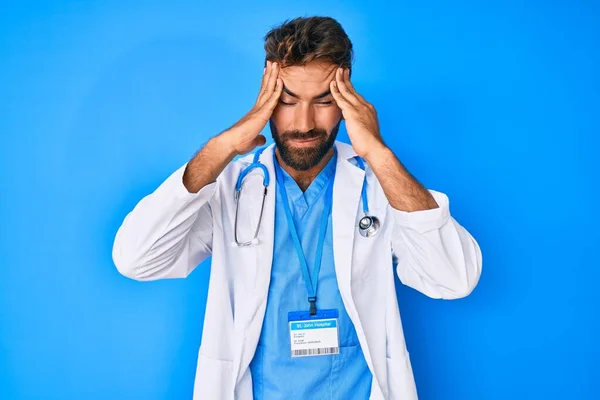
112,16 -> 482,400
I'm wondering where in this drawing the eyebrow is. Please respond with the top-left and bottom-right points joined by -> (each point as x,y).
283,85 -> 332,100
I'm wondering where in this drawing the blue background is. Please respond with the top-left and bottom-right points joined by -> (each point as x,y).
1,1 -> 598,399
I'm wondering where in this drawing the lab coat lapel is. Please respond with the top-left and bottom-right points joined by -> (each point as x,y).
332,142 -> 385,396
232,144 -> 277,390
332,145 -> 363,299
253,144 -> 276,293
331,143 -> 371,354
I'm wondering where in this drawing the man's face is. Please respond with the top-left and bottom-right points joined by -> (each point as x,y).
270,61 -> 343,171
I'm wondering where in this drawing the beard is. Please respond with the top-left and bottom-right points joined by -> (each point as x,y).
270,119 -> 341,171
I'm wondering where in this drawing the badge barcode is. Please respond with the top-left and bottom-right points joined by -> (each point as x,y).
292,347 -> 340,357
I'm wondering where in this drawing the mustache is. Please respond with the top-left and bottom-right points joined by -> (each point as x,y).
280,129 -> 327,141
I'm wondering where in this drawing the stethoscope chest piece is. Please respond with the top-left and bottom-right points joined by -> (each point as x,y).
358,214 -> 380,238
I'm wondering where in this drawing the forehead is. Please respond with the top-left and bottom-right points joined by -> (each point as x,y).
279,61 -> 338,98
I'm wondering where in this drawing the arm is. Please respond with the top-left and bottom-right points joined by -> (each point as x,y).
330,67 -> 482,299
112,61 -> 284,281
364,147 -> 482,299
363,146 -> 438,212
112,136 -> 235,281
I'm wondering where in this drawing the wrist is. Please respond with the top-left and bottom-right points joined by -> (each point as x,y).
362,142 -> 391,165
211,132 -> 239,159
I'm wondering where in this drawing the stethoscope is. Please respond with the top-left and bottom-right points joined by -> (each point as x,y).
233,146 -> 380,247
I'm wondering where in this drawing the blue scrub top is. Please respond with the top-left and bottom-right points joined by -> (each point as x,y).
249,149 -> 372,399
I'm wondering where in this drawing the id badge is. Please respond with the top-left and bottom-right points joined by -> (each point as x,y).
288,309 -> 340,357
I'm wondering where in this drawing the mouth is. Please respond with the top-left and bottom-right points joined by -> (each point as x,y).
287,136 -> 322,147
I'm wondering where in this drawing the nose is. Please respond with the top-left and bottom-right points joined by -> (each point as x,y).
293,104 -> 316,133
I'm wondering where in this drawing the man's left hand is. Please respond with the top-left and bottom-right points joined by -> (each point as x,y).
330,68 -> 387,161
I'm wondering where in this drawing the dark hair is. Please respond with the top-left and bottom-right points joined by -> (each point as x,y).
263,16 -> 353,71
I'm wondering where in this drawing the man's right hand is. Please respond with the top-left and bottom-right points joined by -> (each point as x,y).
182,61 -> 283,193
219,61 -> 283,156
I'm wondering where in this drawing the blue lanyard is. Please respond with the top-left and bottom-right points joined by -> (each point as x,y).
355,156 -> 369,215
274,154 -> 335,316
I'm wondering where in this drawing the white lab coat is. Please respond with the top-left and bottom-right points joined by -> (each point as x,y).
112,141 -> 482,399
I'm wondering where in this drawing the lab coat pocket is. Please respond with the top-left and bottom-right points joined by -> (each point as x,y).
193,351 -> 234,399
353,206 -> 391,281
386,352 -> 418,400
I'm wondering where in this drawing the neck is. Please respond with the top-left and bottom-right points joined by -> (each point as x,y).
275,148 -> 335,192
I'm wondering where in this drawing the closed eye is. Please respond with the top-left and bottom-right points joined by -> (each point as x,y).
278,100 -> 333,106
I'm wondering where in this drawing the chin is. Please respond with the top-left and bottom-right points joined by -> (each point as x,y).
280,139 -> 332,171
269,119 -> 340,171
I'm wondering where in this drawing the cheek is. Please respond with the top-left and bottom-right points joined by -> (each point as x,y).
272,107 -> 293,127
315,107 -> 343,128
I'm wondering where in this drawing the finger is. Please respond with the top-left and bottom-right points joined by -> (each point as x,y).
261,61 -> 273,87
257,62 -> 276,103
262,60 -> 272,77
330,80 -> 353,111
343,68 -> 368,105
258,63 -> 279,106
336,68 -> 362,107
265,63 -> 279,94
253,134 -> 267,147
264,77 -> 283,111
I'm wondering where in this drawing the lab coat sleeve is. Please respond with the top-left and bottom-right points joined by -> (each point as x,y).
390,190 -> 482,299
112,163 -> 217,281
